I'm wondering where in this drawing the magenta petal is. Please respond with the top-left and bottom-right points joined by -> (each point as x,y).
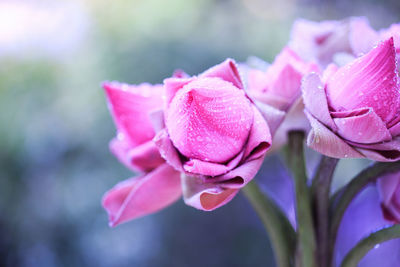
163,77 -> 193,106
332,108 -> 392,144
181,174 -> 239,211
302,73 -> 337,131
153,129 -> 184,172
103,82 -> 163,146
325,38 -> 400,124
389,121 -> 400,136
165,78 -> 253,163
305,111 -> 363,158
243,106 -> 272,160
208,156 -> 265,189
102,163 -> 182,227
128,141 -> 165,172
200,58 -> 244,89
355,148 -> 400,162
183,151 -> 243,177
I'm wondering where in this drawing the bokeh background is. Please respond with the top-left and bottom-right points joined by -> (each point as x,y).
1,0 -> 400,266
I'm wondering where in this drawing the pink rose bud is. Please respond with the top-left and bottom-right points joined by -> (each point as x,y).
377,172 -> 400,223
303,38 -> 400,161
154,59 -> 272,211
245,47 -> 319,149
102,81 -> 182,226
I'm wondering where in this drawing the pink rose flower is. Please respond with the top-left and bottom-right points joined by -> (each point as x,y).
102,82 -> 181,226
154,59 -> 272,211
244,47 -> 319,149
377,172 -> 400,223
302,38 -> 400,161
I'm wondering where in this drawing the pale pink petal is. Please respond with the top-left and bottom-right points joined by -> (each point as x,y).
165,77 -> 253,163
247,68 -> 269,93
163,77 -> 194,106
103,82 -> 163,146
248,91 -> 291,112
321,63 -> 339,82
254,101 -> 286,137
149,109 -> 165,133
200,58 -> 244,89
153,129 -> 184,172
379,23 -> 400,53
349,17 -> 379,55
302,73 -> 337,130
102,163 -> 182,227
243,106 -> 272,160
305,111 -> 363,158
347,138 -> 400,151
325,38 -> 400,124
181,174 -> 239,211
332,108 -> 392,144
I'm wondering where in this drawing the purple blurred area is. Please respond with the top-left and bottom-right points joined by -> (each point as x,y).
0,0 -> 399,266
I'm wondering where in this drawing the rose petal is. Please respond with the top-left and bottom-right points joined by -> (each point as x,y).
163,77 -> 194,106
181,174 -> 239,211
154,129 -> 184,172
165,77 -> 253,163
355,148 -> 400,162
377,173 -> 400,207
128,141 -> 165,172
302,73 -> 337,131
325,38 -> 400,124
200,58 -> 244,89
305,111 -> 363,158
206,156 -> 265,188
183,151 -> 243,177
243,106 -> 272,160
332,108 -> 392,144
103,82 -> 163,146
102,163 -> 182,227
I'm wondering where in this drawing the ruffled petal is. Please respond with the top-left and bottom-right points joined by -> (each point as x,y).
153,129 -> 184,172
332,108 -> 392,144
181,174 -> 239,211
305,111 -> 363,158
128,141 -> 165,172
206,156 -> 265,189
102,163 -> 182,227
355,148 -> 400,162
325,38 -> 400,124
200,58 -> 244,89
302,73 -> 337,130
243,106 -> 272,160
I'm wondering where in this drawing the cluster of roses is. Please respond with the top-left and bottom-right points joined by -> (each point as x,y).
102,17 -> 400,228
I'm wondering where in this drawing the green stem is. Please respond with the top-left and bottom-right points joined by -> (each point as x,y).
287,130 -> 317,267
242,181 -> 296,267
340,225 -> 400,267
329,161 -> 400,266
311,156 -> 339,267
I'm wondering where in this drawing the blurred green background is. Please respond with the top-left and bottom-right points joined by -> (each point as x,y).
1,0 -> 399,266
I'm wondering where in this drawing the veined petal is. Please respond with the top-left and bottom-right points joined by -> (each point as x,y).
181,174 -> 239,211
325,38 -> 400,124
332,108 -> 392,144
102,163 -> 182,227
200,58 -> 244,89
